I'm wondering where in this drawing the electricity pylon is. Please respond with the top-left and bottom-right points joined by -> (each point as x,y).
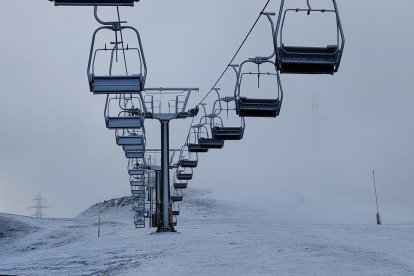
28,192 -> 49,218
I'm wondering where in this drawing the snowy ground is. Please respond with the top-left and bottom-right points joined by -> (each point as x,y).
1,189 -> 413,276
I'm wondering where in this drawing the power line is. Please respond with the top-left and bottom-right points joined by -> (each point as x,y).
197,0 -> 271,105
183,0 -> 272,143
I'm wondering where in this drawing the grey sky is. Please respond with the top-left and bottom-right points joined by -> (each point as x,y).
0,0 -> 413,224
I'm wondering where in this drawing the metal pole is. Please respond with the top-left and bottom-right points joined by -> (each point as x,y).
98,203 -> 102,238
155,170 -> 161,228
160,120 -> 173,231
372,170 -> 382,225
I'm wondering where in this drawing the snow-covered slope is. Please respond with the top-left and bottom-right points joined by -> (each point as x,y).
0,189 -> 413,276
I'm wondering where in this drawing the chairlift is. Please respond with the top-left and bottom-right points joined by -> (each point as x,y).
130,179 -> 145,186
129,168 -> 145,176
88,8 -> 147,93
177,105 -> 200,119
116,130 -> 144,146
125,151 -> 145,159
131,185 -> 145,195
133,194 -> 146,214
275,0 -> 345,74
211,96 -> 245,141
176,169 -> 193,181
107,116 -> 142,129
234,59 -> 283,117
123,144 -> 145,152
194,104 -> 225,149
172,216 -> 178,227
105,95 -> 144,129
51,0 -> 139,6
171,195 -> 183,202
188,144 -> 209,153
187,126 -> 209,153
172,204 -> 180,216
177,145 -> 198,168
172,210 -> 180,216
196,125 -> 226,152
173,176 -> 188,189
178,160 -> 198,168
199,137 -> 224,149
134,214 -> 145,228
133,206 -> 145,212
174,182 -> 188,189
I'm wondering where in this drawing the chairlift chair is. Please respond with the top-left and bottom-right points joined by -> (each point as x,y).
119,136 -> 144,146
275,0 -> 345,74
172,210 -> 180,216
177,145 -> 198,168
171,194 -> 183,202
88,10 -> 147,94
107,116 -> 142,129
133,206 -> 145,212
133,198 -> 146,214
123,144 -> 145,152
188,144 -> 209,153
130,179 -> 145,186
172,203 -> 180,216
129,168 -> 145,176
116,130 -> 144,146
234,58 -> 283,118
176,169 -> 193,181
131,185 -> 145,195
172,216 -> 178,227
51,0 -> 139,6
173,175 -> 188,189
105,95 -> 144,129
211,97 -> 245,141
195,108 -> 225,149
199,137 -> 224,149
134,215 -> 145,228
125,151 -> 145,159
187,126 -> 209,153
174,182 -> 188,189
178,159 -> 198,168
211,126 -> 244,140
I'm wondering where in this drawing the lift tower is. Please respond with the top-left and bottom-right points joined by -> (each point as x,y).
143,88 -> 198,232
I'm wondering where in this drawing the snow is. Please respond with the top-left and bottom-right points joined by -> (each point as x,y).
0,189 -> 413,276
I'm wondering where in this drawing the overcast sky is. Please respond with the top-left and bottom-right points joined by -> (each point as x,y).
0,0 -> 413,224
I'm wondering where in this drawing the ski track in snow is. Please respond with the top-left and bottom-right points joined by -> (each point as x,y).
0,189 -> 413,276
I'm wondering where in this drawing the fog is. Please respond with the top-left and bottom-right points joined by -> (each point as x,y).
0,0 -> 413,224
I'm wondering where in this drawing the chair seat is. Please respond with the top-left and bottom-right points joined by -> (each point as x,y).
130,180 -> 145,186
116,135 -> 143,146
278,46 -> 340,74
125,151 -> 145,159
53,0 -> 138,6
129,168 -> 145,176
131,189 -> 145,195
91,74 -> 143,94
171,195 -> 183,202
237,97 -> 281,117
174,182 -> 188,189
123,145 -> 145,152
106,117 -> 142,129
212,126 -> 244,140
178,160 -> 198,168
133,206 -> 146,212
198,138 -> 224,149
134,221 -> 145,228
188,144 -> 209,153
176,173 -> 193,180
